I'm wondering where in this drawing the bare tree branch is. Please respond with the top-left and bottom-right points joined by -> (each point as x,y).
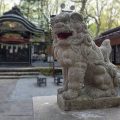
70,0 -> 82,3
85,8 -> 100,36
71,0 -> 88,14
80,0 -> 88,13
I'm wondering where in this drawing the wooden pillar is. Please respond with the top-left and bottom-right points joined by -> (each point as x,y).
114,45 -> 117,64
29,43 -> 32,65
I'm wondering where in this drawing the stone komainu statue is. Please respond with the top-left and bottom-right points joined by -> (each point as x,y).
51,12 -> 118,100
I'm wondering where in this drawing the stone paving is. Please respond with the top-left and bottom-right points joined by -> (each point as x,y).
0,73 -> 120,120
0,76 -> 61,120
33,96 -> 120,120
0,78 -> 33,120
10,77 -> 61,100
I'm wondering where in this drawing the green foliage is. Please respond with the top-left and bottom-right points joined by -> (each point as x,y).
19,0 -> 66,31
1,0 -> 120,37
88,23 -> 97,37
84,0 -> 120,36
38,68 -> 53,76
37,67 -> 62,76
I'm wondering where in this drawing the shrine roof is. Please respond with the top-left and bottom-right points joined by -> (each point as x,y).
95,26 -> 120,43
0,6 -> 44,35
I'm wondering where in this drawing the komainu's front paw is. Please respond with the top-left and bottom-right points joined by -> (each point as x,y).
62,89 -> 79,100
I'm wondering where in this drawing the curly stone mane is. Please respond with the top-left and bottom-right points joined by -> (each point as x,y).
52,12 -> 119,100
52,12 -> 92,46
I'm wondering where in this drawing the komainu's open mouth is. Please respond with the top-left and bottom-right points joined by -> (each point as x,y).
57,32 -> 73,40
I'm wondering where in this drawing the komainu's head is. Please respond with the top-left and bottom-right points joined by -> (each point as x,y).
51,12 -> 92,46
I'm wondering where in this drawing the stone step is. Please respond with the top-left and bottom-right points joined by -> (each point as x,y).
0,72 -> 39,76
0,75 -> 38,79
33,96 -> 57,120
0,67 -> 41,72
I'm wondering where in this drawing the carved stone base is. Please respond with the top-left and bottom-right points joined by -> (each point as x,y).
57,93 -> 120,111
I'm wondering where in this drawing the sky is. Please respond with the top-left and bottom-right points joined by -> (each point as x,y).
4,0 -> 75,10
4,0 -> 20,8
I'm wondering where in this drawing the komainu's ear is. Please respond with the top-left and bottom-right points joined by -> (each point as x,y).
70,12 -> 84,22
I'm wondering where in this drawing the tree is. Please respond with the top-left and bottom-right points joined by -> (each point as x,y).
105,1 -> 120,29
83,0 -> 120,37
0,0 -> 9,16
71,0 -> 88,14
85,0 -> 108,36
19,0 -> 120,37
19,0 -> 65,31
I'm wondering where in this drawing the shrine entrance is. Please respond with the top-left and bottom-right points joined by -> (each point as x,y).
0,44 -> 30,65
0,6 -> 44,66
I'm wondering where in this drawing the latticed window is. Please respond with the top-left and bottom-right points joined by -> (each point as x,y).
116,45 -> 120,64
111,46 -> 115,63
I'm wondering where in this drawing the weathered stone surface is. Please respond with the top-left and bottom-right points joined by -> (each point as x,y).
52,11 -> 119,105
57,93 -> 120,111
33,95 -> 120,120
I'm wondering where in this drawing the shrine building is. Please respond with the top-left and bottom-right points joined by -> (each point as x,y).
0,6 -> 44,65
95,26 -> 120,64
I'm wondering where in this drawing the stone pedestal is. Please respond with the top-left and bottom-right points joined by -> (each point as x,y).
57,93 -> 120,111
